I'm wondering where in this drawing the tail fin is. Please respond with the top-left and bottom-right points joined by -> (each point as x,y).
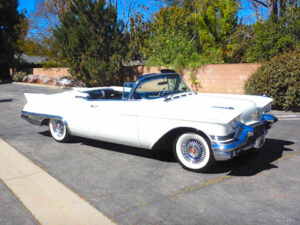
24,93 -> 46,103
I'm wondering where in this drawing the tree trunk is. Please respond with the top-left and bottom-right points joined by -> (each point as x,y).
267,0 -> 278,18
0,64 -> 12,82
279,0 -> 286,18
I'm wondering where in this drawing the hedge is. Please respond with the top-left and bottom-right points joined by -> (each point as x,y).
245,51 -> 300,111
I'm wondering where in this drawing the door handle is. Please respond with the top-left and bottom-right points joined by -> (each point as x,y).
90,104 -> 98,108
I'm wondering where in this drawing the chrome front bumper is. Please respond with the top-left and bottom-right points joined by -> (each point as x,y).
212,114 -> 277,161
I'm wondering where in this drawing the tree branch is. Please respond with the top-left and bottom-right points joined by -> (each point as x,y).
251,0 -> 268,8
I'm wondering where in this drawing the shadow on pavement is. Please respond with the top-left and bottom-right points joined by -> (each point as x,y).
80,137 -> 176,162
210,138 -> 294,176
39,130 -> 52,137
0,99 -> 13,103
39,129 -> 175,162
39,130 -> 294,173
80,137 -> 294,174
0,80 -> 12,84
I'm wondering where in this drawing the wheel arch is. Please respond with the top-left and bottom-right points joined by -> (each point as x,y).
41,118 -> 50,126
151,127 -> 211,151
41,116 -> 68,126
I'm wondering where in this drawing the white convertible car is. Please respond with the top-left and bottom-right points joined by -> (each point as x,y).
21,70 -> 277,172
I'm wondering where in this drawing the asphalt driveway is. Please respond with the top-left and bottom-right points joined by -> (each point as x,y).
0,83 -> 300,225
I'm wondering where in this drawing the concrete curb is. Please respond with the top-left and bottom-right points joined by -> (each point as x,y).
0,139 -> 115,225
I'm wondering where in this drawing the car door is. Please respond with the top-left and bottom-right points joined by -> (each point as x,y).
65,95 -> 92,138
89,99 -> 139,146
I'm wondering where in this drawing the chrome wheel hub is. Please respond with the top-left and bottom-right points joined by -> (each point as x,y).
52,120 -> 64,137
181,138 -> 206,163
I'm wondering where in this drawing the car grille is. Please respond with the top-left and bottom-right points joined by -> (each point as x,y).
246,136 -> 256,145
253,124 -> 265,137
244,124 -> 265,145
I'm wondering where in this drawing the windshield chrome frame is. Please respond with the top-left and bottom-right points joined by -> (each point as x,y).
127,73 -> 189,100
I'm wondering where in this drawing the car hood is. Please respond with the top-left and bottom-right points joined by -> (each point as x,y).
139,93 -> 273,124
196,93 -> 272,123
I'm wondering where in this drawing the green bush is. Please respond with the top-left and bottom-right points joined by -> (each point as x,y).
245,51 -> 300,111
12,71 -> 27,82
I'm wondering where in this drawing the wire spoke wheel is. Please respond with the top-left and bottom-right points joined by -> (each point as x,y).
49,119 -> 70,142
181,138 -> 206,163
173,132 -> 215,172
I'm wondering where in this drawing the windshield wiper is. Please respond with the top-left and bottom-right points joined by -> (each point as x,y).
164,91 -> 179,101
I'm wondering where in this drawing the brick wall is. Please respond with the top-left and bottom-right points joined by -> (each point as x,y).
136,64 -> 260,94
32,68 -> 71,77
184,63 -> 260,94
17,64 -> 260,94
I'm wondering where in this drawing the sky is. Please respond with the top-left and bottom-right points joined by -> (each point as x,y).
18,0 -> 36,14
18,0 -> 163,20
17,0 -> 268,25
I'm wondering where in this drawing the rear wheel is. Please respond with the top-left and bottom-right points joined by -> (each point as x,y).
49,119 -> 71,142
173,132 -> 215,172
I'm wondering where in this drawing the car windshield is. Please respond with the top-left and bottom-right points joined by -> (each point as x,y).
132,74 -> 191,99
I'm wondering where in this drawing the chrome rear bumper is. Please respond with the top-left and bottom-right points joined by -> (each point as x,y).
21,111 -> 65,126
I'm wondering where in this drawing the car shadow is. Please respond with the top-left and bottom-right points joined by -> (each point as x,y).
39,130 -> 52,137
79,137 -> 294,174
208,138 -> 294,176
39,130 -> 176,162
39,130 -> 294,174
80,137 -> 176,162
0,99 -> 13,103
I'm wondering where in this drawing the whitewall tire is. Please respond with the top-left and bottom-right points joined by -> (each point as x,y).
49,119 -> 70,142
173,132 -> 215,172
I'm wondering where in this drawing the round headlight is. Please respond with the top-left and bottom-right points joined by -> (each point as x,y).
265,103 -> 271,112
230,116 -> 241,129
234,116 -> 241,123
251,111 -> 260,121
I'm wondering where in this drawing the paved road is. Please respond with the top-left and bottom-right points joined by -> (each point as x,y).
1,83 -> 300,225
0,180 -> 38,225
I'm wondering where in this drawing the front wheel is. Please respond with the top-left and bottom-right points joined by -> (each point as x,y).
173,132 -> 215,172
49,119 -> 71,142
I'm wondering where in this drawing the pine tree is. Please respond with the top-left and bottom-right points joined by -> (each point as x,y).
0,0 -> 23,80
54,0 -> 126,87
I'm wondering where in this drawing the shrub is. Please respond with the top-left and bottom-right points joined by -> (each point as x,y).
245,7 -> 300,62
12,71 -> 27,82
245,51 -> 300,111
